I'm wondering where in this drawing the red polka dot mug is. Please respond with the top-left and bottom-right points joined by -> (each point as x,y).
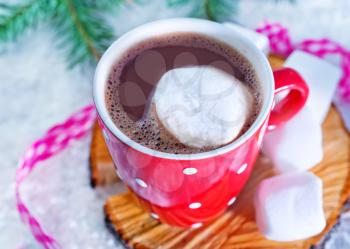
93,18 -> 309,228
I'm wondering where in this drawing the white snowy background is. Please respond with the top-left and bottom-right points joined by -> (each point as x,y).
1,0 -> 349,248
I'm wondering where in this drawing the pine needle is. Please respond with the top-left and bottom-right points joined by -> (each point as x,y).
82,0 -> 129,11
0,0 -> 56,42
205,0 -> 238,21
0,0 -> 292,69
52,0 -> 115,67
166,0 -> 238,20
166,0 -> 193,7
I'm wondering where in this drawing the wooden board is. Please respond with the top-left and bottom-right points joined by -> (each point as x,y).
92,55 -> 350,248
89,122 -> 118,187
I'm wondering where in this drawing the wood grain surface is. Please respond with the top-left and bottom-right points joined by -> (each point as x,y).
89,123 -> 118,187
92,55 -> 350,248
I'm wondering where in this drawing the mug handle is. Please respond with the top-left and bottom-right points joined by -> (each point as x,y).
267,67 -> 309,131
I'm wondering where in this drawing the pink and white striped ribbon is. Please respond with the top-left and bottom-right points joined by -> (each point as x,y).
16,105 -> 96,249
256,21 -> 350,101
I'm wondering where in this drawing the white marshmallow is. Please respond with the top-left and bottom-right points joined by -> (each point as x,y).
284,51 -> 342,124
262,51 -> 342,173
153,66 -> 253,148
254,172 -> 326,242
262,107 -> 323,173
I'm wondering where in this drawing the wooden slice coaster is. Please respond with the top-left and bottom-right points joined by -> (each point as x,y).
89,122 -> 118,187
93,56 -> 350,248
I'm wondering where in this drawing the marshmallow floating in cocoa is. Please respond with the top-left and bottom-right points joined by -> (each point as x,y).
153,66 -> 253,148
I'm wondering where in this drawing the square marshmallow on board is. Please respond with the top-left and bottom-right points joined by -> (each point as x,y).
255,172 -> 326,242
262,107 -> 323,173
284,51 -> 342,124
262,51 -> 342,173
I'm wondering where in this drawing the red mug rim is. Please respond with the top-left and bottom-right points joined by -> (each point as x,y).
93,18 -> 274,160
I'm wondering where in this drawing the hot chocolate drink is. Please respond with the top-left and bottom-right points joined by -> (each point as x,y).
105,33 -> 262,154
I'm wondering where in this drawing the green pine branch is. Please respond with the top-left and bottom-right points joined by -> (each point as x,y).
0,0 -> 292,69
166,0 -> 238,21
205,0 -> 238,21
0,0 -> 124,67
0,0 -> 55,42
52,0 -> 115,66
82,0 -> 127,11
